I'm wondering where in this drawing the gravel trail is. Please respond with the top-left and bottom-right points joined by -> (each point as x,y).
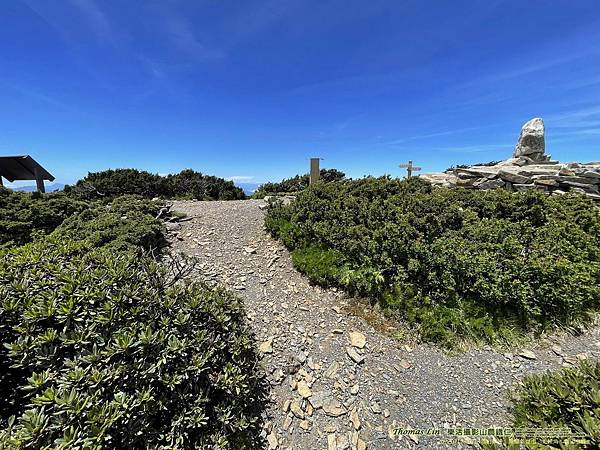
168,199 -> 600,450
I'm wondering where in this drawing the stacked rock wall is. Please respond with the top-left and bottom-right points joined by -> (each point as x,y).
420,118 -> 600,204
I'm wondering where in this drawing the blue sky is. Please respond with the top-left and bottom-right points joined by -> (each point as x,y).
1,0 -> 600,186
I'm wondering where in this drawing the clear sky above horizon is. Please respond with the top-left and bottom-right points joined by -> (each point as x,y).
1,1 -> 600,186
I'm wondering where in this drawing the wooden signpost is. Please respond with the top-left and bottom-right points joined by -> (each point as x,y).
399,160 -> 421,178
309,158 -> 321,185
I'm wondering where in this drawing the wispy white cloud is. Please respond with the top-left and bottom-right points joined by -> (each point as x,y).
221,0 -> 304,47
551,128 -> 600,139
562,75 -> 600,91
0,77 -> 72,109
287,70 -> 413,97
463,53 -> 592,89
22,0 -> 126,96
384,125 -> 493,146
546,105 -> 600,140
164,17 -> 226,61
24,0 -> 117,44
23,0 -> 70,41
445,22 -> 600,109
136,55 -> 167,80
332,113 -> 369,131
397,143 -> 511,157
548,105 -> 600,124
430,143 -> 512,154
68,0 -> 114,43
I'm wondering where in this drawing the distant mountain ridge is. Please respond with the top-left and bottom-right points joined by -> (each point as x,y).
12,183 -> 65,192
234,182 -> 260,195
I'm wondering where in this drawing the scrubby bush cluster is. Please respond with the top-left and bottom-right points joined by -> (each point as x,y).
0,241 -> 264,449
68,168 -> 246,200
0,190 -> 265,448
512,360 -> 599,447
52,195 -> 167,252
265,176 -> 600,347
252,168 -> 346,198
0,188 -> 166,252
0,187 -> 88,248
482,360 -> 599,449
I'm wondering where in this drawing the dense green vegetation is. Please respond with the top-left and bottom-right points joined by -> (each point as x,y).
52,195 -> 167,252
252,168 -> 346,198
0,188 -> 265,449
265,177 -> 600,348
482,360 -> 599,449
0,188 -> 88,248
0,188 -> 166,252
68,168 -> 246,200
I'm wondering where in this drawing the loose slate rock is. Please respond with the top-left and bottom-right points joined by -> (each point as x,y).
290,400 -> 305,419
267,431 -> 278,449
350,331 -> 367,349
327,434 -> 337,450
370,401 -> 382,414
324,361 -> 340,378
323,398 -> 347,417
346,347 -> 365,364
350,408 -> 361,430
259,339 -> 273,354
308,391 -> 328,409
398,359 -> 411,369
518,349 -> 537,360
297,380 -> 312,399
296,352 -> 307,364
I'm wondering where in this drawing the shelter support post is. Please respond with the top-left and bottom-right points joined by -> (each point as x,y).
34,167 -> 45,193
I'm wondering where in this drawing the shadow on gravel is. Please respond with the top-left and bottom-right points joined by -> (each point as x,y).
241,340 -> 272,450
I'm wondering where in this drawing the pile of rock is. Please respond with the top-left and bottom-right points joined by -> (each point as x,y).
512,117 -> 549,163
420,118 -> 600,203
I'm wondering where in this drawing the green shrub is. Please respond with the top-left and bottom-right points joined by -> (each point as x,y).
68,168 -> 164,199
481,360 -> 599,449
253,169 -> 346,198
511,360 -> 600,448
0,188 -> 88,248
263,208 -> 297,249
291,246 -> 346,287
51,196 -> 166,252
107,194 -> 164,217
165,169 -> 246,200
0,189 -> 167,253
69,168 -> 245,200
0,239 -> 266,449
265,177 -> 600,348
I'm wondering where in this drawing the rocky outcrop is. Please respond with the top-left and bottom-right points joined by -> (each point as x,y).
420,118 -> 600,204
513,118 -> 548,162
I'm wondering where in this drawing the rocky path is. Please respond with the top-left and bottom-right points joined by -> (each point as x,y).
168,200 -> 600,450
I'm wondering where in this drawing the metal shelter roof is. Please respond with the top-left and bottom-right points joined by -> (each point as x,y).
0,155 -> 55,182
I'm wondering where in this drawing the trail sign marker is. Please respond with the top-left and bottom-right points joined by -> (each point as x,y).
309,157 -> 322,185
399,160 -> 421,178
